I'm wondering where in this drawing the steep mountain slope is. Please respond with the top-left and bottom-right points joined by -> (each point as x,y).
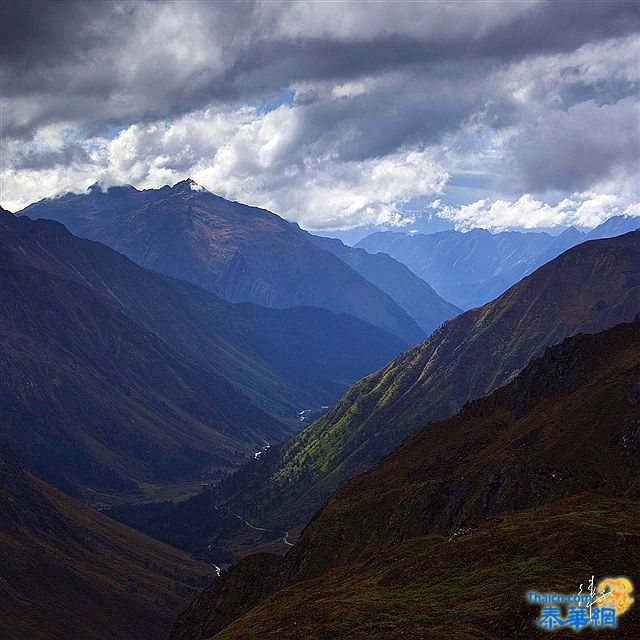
247,232 -> 639,530
356,226 -> 585,309
172,317 -> 640,639
284,315 -> 640,572
19,181 -> 424,344
119,232 -> 640,556
1,211 -> 406,423
0,213 -> 288,503
308,232 -> 461,334
176,496 -> 640,640
0,448 -> 213,640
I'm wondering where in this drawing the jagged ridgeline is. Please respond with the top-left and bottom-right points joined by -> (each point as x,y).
356,214 -> 640,309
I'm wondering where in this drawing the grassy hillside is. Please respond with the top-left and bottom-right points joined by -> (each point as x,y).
0,449 -> 213,640
113,234 -> 639,559
171,316 -> 640,639
182,496 -> 640,640
197,233 -> 640,538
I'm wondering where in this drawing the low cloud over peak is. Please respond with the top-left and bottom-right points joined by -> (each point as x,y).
2,1 -> 639,230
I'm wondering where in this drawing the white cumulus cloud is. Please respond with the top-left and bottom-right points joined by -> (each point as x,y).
437,193 -> 640,231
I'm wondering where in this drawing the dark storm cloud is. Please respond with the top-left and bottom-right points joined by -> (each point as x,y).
11,142 -> 92,171
1,1 -> 112,71
512,97 -> 640,192
271,64 -> 509,164
2,0 -> 639,140
2,0 -> 639,217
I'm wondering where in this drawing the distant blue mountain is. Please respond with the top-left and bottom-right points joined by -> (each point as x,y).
587,214 -> 640,239
19,180 -> 430,344
307,233 -> 461,335
356,215 -> 639,309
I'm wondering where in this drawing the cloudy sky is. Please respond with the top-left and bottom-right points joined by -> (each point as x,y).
2,1 -> 639,236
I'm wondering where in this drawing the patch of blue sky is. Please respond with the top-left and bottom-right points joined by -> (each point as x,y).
103,125 -> 128,141
254,88 -> 296,115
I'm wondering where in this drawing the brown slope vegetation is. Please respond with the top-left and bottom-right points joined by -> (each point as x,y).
0,448 -> 213,640
118,233 -> 639,561
171,316 -> 640,639
178,495 -> 640,640
286,314 -> 640,575
192,231 -> 640,539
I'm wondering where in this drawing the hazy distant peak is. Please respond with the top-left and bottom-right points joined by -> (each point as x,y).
558,226 -> 584,240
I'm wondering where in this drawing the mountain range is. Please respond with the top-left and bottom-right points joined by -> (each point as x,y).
1,209 -> 412,502
18,180 -> 460,344
3,178 -> 640,640
357,215 -> 640,309
307,232 -> 461,334
2,209 -> 406,424
0,446 -> 213,640
170,315 -> 640,639
111,231 -> 640,559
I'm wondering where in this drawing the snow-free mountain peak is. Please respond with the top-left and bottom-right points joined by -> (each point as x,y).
18,184 -> 432,344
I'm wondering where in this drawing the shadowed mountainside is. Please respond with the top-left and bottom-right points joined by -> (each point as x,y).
171,316 -> 640,639
1,209 -> 289,503
120,232 -> 640,553
308,232 -> 461,334
217,231 -> 640,534
176,496 -> 640,640
1,210 -> 407,424
0,448 -> 213,640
